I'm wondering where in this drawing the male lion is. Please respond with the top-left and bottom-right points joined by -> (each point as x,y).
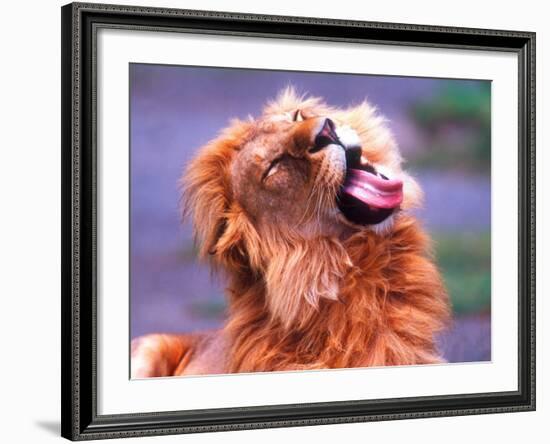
131,87 -> 451,377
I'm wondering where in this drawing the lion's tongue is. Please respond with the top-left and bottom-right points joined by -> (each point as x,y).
342,169 -> 403,209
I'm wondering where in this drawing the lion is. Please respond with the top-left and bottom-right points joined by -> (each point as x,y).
131,87 -> 451,378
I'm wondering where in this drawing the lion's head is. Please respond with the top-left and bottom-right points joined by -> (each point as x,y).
182,87 -> 423,328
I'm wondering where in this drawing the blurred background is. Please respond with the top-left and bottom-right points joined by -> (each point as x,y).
130,64 -> 491,363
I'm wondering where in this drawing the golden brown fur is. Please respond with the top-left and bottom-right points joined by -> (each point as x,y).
131,87 -> 450,378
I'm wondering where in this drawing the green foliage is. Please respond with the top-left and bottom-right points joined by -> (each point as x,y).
408,82 -> 491,173
433,231 -> 491,314
189,299 -> 226,319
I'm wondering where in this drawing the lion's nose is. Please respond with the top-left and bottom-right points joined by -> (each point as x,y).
309,118 -> 344,153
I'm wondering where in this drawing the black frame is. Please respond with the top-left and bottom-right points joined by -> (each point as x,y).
61,2 -> 536,440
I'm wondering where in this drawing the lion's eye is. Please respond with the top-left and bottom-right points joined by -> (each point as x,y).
292,109 -> 305,122
262,156 -> 285,182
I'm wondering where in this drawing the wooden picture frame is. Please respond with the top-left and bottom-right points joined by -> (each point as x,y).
61,2 -> 535,440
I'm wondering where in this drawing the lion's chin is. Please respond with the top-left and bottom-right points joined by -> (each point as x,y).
337,192 -> 397,226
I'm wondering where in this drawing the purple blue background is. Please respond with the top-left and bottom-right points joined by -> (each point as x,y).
130,63 -> 491,363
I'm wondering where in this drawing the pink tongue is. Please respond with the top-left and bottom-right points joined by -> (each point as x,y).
342,169 -> 403,209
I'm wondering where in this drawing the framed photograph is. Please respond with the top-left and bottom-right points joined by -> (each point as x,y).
61,2 -> 536,440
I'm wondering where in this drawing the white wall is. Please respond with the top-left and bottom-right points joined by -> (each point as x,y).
0,0 -> 546,442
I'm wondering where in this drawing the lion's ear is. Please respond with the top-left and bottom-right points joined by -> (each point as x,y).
181,144 -> 231,258
181,119 -> 251,261
214,203 -> 262,271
